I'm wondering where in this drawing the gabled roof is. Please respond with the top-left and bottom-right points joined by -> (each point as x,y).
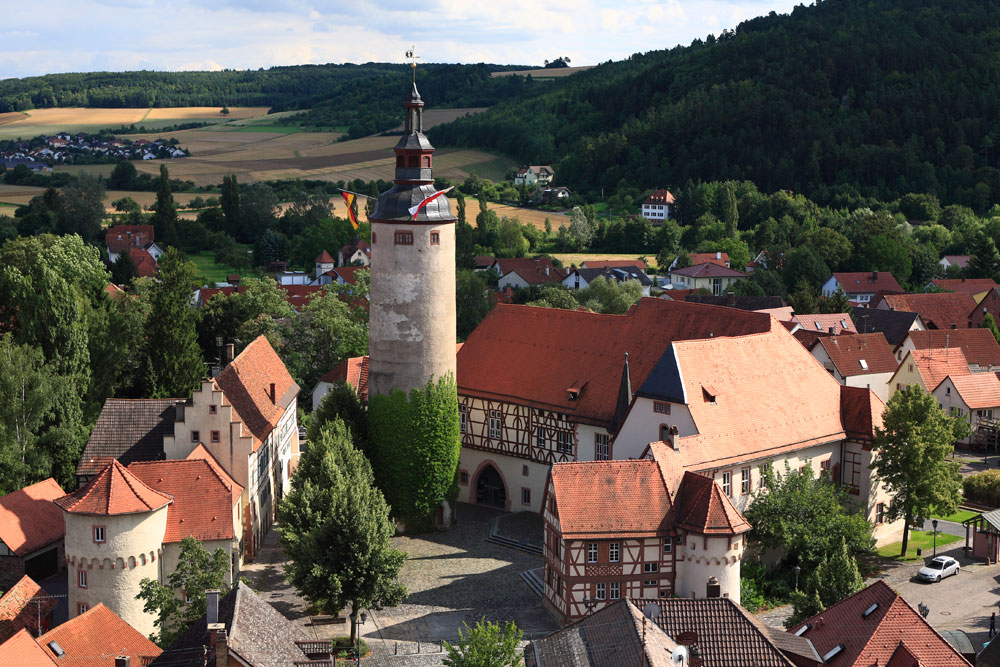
686,295 -> 786,311
904,348 -> 971,390
639,597 -> 797,666
473,255 -> 496,268
186,444 -> 244,506
813,333 -> 898,377
832,271 -> 903,294
319,355 -> 369,399
38,603 -> 162,667
127,247 -> 157,277
0,576 -> 56,643
931,278 -> 997,294
495,257 -> 566,284
906,328 -> 1000,368
756,305 -> 795,321
315,249 -> 335,263
878,292 -> 977,330
327,266 -> 364,285
673,471 -> 750,535
851,306 -> 922,346
643,189 -> 675,206
581,259 -> 648,270
942,255 -> 970,268
549,460 -> 673,539
670,262 -> 746,279
76,398 -> 179,478
0,629 -> 57,666
458,299 -> 771,426
687,252 -> 728,267
214,335 -> 299,445
338,239 -> 370,260
839,385 -> 885,443
154,582 -> 308,667
793,313 -> 858,335
54,460 -> 172,516
570,266 -> 651,287
127,459 -> 238,543
105,224 -> 154,254
944,374 -> 1000,409
788,580 -> 969,667
526,599 -> 678,667
0,479 -> 65,556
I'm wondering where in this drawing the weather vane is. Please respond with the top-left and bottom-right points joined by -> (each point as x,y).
406,45 -> 421,81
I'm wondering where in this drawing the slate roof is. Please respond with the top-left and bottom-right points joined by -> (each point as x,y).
850,306 -> 922,346
38,603 -> 162,667
154,582 -> 309,667
945,374 -> 1000,410
686,295 -> 786,311
931,278 -> 997,294
54,460 -> 172,516
457,299 -> 771,427
788,580 -> 969,667
878,292 -> 977,330
0,479 -> 65,556
906,328 -> 1000,368
526,599 -> 677,667
570,266 -> 651,287
127,459 -> 238,543
793,313 -> 858,334
638,597 -> 797,666
670,262 -> 746,279
832,271 -> 903,294
0,629 -> 57,666
214,335 -> 299,446
76,398 -> 179,478
0,575 -> 56,643
672,471 -> 750,535
813,333 -> 898,377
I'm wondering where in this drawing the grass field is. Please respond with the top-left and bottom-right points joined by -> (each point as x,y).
877,530 -> 961,561
0,106 -> 271,140
553,252 -> 657,268
186,250 -> 259,285
931,508 -> 978,523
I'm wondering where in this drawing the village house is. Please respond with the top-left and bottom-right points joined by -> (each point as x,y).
930,278 -> 997,298
640,189 -> 674,225
809,333 -> 898,403
0,575 -> 56,642
897,328 -> 1000,373
338,239 -> 371,267
314,249 -> 336,277
792,312 -> 858,335
0,479 -> 66,588
876,291 -> 977,330
105,224 -> 162,264
581,259 -> 647,271
851,306 -> 926,353
888,348 -> 971,396
668,251 -> 730,270
39,603 -> 162,667
561,266 -> 652,295
667,262 -> 747,295
276,270 -> 311,285
311,265 -> 365,288
514,165 -> 554,186
940,255 -> 970,272
493,257 -> 566,289
822,271 -> 903,304
933,374 -> 1000,445
76,398 -> 180,486
970,286 -> 1000,329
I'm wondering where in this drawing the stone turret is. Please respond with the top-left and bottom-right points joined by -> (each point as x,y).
367,77 -> 457,398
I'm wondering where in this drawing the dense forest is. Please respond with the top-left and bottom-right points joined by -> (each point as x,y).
428,0 -> 1000,211
0,63 -> 535,138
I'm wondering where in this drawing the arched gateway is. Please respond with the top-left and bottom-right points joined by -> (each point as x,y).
475,464 -> 507,509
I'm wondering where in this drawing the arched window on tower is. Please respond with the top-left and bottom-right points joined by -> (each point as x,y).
408,155 -> 419,168
422,155 -> 431,168
396,156 -> 404,168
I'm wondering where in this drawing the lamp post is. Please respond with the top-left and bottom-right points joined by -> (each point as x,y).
355,610 -> 367,666
583,597 -> 597,615
794,565 -> 801,591
932,519 -> 939,556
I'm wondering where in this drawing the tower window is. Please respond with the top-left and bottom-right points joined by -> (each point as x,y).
396,156 -> 404,168
394,231 -> 413,245
422,155 -> 431,168
93,526 -> 105,543
430,231 -> 440,245
408,155 -> 419,168
78,570 -> 87,589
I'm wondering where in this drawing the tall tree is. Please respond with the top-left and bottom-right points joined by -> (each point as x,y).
721,182 -> 739,237
58,174 -> 105,243
152,164 -> 179,248
0,335 -> 57,494
220,174 -> 241,237
871,384 -> 969,556
443,619 -> 523,667
278,419 -> 406,646
111,248 -> 139,287
456,269 -> 490,339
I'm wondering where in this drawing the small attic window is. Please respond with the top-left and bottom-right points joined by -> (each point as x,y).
566,380 -> 585,401
48,641 -> 65,657
814,321 -> 822,330
822,643 -> 845,661
794,623 -> 811,636
841,320 -> 848,329
859,359 -> 868,370
862,602 -> 878,618
702,385 -> 718,404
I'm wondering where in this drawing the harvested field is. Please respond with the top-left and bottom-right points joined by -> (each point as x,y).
0,112 -> 27,126
489,203 -> 568,231
389,107 -> 487,132
0,184 -> 206,213
0,106 -> 271,139
145,106 -> 269,120
491,66 -> 592,78
553,253 -> 658,268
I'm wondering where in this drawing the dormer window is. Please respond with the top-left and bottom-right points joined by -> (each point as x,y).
702,385 -> 718,404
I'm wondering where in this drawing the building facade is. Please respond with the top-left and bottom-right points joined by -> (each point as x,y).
640,189 -> 674,224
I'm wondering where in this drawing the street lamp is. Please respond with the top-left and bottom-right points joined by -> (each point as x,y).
355,611 -> 367,666
794,565 -> 801,591
583,597 -> 597,615
932,519 -> 939,556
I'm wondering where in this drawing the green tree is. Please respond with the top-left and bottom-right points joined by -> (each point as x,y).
457,269 -> 491,339
443,619 -> 523,667
495,217 -> 529,258
969,234 -> 1000,281
137,536 -> 230,647
152,164 -> 179,248
818,286 -> 851,314
59,174 -> 106,243
871,384 -> 969,557
456,190 -> 466,226
310,381 -> 367,452
138,248 -> 204,397
108,161 -> 138,189
721,182 -> 739,237
788,278 -> 818,315
576,276 -> 644,314
981,313 -> 1000,345
278,419 -> 406,646
567,206 -> 596,250
220,174 -> 241,237
111,248 -> 139,287
786,537 -> 864,628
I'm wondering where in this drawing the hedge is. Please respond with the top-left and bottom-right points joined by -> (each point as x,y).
963,469 -> 1000,508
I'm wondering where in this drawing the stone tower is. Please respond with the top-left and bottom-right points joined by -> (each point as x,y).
368,77 -> 457,398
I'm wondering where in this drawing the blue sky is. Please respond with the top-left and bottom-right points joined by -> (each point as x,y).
1,0 -> 802,78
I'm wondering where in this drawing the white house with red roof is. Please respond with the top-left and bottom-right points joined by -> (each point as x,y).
809,333 -> 898,403
933,373 -> 1000,445
494,257 -> 566,289
821,271 -> 903,304
514,165 -> 554,186
337,239 -> 371,267
0,479 -> 66,588
640,189 -> 674,224
667,262 -> 746,295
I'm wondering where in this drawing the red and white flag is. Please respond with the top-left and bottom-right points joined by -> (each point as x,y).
407,186 -> 454,220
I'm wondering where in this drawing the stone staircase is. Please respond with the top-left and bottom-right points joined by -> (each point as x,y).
486,516 -> 543,556
519,568 -> 545,598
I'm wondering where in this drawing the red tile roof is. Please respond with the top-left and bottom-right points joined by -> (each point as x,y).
329,266 -> 364,285
946,374 -> 1000,410
906,328 -> 1000,368
0,479 -> 65,556
833,271 -> 904,294
788,580 -> 968,667
320,355 -> 369,399
458,299 -> 772,426
186,443 -> 244,506
128,247 -> 158,278
495,257 -> 566,284
0,629 -> 57,666
549,459 -> 674,539
54,460 -> 171,516
105,225 -> 154,254
128,459 -> 237,543
931,278 -> 997,294
840,385 -> 885,443
215,335 -> 299,445
673,471 -> 750,535
581,259 -> 648,270
687,252 -> 729,267
38,603 -> 162,667
643,189 -> 675,205
813,333 -> 898,377
0,576 -> 56,642
315,249 -> 335,263
879,292 -> 977,330
793,313 -> 858,334
942,255 -> 970,268
906,348 -> 971,390
670,262 -> 746,279
338,239 -> 370,262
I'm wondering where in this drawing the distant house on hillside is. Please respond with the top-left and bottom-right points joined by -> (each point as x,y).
314,249 -> 335,278
105,224 -> 161,263
514,165 -> 554,186
940,255 -> 970,272
809,333 -> 897,403
338,239 -> 371,267
821,271 -> 903,305
668,252 -> 729,271
562,266 -> 652,295
875,292 -> 977,330
494,257 -> 566,289
668,262 -> 746,296
640,189 -> 674,225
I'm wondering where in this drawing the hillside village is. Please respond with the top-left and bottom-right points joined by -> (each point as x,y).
7,2 -> 1000,666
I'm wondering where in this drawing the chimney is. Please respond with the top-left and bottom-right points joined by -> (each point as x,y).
208,623 -> 228,667
829,327 -> 836,335
668,425 -> 679,451
207,590 -> 219,625
114,658 -> 130,667
269,382 -> 277,403
224,344 -> 235,364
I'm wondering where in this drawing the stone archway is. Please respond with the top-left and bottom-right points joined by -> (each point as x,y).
475,463 -> 507,509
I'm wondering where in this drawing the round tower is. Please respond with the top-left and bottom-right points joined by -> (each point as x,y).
368,76 -> 457,398
56,460 -> 171,638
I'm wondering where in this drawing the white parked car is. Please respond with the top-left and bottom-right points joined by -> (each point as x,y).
918,556 -> 960,582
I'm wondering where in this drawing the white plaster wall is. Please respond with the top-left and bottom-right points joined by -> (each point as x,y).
312,381 -> 333,411
64,506 -> 168,638
574,424 -> 613,462
676,534 -> 744,604
820,276 -> 840,297
846,372 -> 893,404
497,272 -> 530,290
612,397 -> 697,460
457,447 -> 550,512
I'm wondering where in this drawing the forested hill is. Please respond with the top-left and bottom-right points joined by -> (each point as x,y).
0,63 -> 536,137
428,0 -> 1000,211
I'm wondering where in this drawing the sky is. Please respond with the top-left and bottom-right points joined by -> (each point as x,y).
1,0 -> 802,79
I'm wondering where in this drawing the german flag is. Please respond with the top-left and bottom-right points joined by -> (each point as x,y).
341,191 -> 359,230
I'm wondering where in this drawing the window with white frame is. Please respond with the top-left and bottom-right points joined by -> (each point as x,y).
595,433 -> 609,460
536,427 -> 545,448
741,468 -> 751,495
77,603 -> 89,615
610,581 -> 621,599
595,582 -> 606,600
609,542 -> 620,563
587,543 -> 598,563
663,537 -> 672,554
644,562 -> 658,574
93,526 -> 105,543
722,471 -> 732,497
488,410 -> 502,439
556,431 -> 572,454
78,570 -> 87,588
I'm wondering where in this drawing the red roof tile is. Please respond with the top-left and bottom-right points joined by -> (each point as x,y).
127,247 -> 158,278
54,460 -> 171,516
315,249 -> 335,263
329,266 -> 364,285
128,459 -> 237,543
840,385 -> 885,443
670,262 -> 746,279
320,355 -> 369,399
946,374 -> 1000,410
788,580 -> 968,667
39,604 -> 162,667
907,348 -> 971,390
932,278 -> 997,293
906,328 -> 1000,368
0,576 -> 56,642
879,292 -> 977,330
833,271 -> 904,294
495,257 -> 566,284
0,629 -> 57,666
942,255 -> 970,268
458,299 -> 772,426
687,252 -> 729,267
814,333 -> 898,377
105,225 -> 154,254
215,335 -> 299,445
186,444 -> 244,506
643,189 -> 675,205
673,471 -> 750,535
581,259 -> 647,270
0,479 -> 65,556
793,313 -> 858,334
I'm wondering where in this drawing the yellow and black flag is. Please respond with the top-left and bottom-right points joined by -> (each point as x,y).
341,191 -> 359,230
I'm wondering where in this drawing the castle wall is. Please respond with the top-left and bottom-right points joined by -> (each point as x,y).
675,533 -> 745,604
